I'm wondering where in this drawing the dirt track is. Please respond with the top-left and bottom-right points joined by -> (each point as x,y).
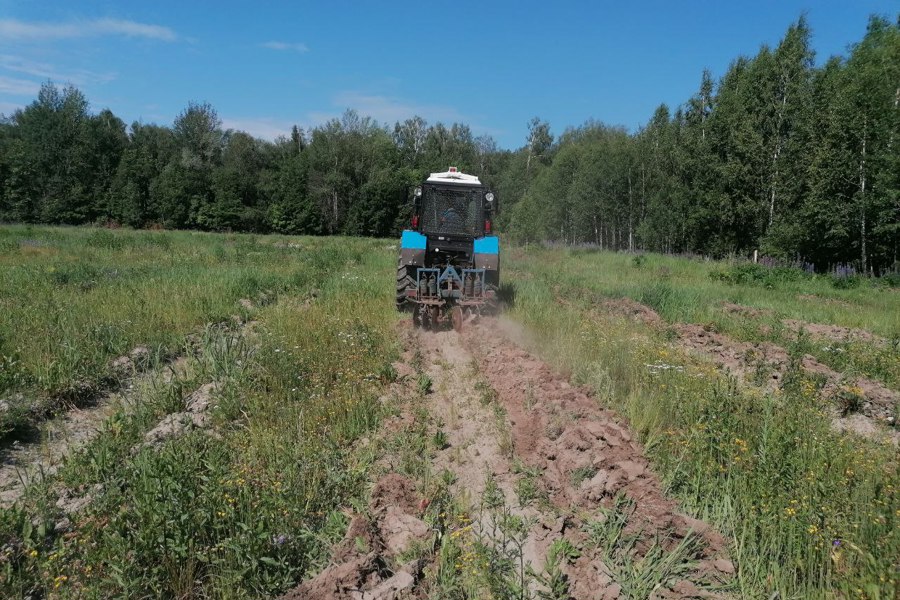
282,318 -> 733,599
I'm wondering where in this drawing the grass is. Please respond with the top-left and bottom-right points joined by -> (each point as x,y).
0,226 -> 399,597
0,225 -> 361,436
2,228 -> 897,598
540,247 -> 900,337
505,245 -> 898,599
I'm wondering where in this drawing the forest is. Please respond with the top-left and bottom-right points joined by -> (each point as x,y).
0,16 -> 897,274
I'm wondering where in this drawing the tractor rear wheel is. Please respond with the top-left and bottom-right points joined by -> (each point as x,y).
396,263 -> 415,311
450,306 -> 464,332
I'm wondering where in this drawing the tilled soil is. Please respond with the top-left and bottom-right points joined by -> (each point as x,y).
0,355 -> 188,508
675,323 -> 898,438
279,474 -> 430,600
418,327 -> 562,577
464,320 -> 732,598
721,301 -> 888,347
284,318 -> 733,599
602,297 -> 898,441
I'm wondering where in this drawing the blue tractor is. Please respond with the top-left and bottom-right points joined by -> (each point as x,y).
396,167 -> 499,330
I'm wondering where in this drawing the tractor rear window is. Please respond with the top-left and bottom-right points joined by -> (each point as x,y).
421,187 -> 481,236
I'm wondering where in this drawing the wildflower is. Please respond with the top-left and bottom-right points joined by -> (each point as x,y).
807,525 -> 818,534
29,549 -> 38,558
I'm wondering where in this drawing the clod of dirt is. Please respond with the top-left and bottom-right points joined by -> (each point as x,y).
136,382 -> 217,451
713,559 -> 735,574
599,297 -> 663,326
379,507 -> 429,556
110,346 -> 151,375
797,294 -> 853,309
568,557 -> 621,600
721,302 -> 771,319
239,298 -> 255,310
281,474 -> 429,600
282,554 -> 382,600
55,483 -> 103,515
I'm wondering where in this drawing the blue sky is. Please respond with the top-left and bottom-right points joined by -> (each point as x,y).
0,1 -> 896,149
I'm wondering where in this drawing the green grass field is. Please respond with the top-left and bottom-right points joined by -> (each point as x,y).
0,227 -> 896,599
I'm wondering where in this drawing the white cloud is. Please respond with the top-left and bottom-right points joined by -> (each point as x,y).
0,18 -> 176,42
0,54 -> 116,86
221,117 -> 294,141
0,75 -> 39,96
261,41 -> 309,53
333,91 -> 483,128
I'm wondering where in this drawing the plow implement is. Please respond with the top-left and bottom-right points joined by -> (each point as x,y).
405,264 -> 496,331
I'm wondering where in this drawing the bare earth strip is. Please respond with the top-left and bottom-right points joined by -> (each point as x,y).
0,354 -> 188,508
601,298 -> 899,444
285,318 -> 734,599
462,319 -> 733,599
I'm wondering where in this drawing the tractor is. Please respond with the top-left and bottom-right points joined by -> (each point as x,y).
396,167 -> 499,331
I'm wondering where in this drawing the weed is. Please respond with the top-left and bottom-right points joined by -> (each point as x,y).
417,374 -> 433,395
533,538 -> 580,600
836,385 -> 864,416
570,465 -> 598,488
433,427 -> 450,450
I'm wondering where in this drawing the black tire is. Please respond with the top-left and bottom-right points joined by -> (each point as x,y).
396,262 -> 415,311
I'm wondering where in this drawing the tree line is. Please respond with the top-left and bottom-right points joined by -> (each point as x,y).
0,15 -> 897,273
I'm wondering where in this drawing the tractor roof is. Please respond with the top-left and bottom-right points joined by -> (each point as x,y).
426,167 -> 481,186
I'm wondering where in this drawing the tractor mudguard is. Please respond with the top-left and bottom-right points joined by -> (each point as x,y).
473,235 -> 499,272
399,230 -> 426,267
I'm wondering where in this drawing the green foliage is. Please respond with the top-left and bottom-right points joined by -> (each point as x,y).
829,274 -> 863,290
0,17 -> 895,274
417,374 -> 433,395
709,263 -> 811,287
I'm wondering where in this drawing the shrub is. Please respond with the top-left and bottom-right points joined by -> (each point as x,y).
709,263 -> 810,288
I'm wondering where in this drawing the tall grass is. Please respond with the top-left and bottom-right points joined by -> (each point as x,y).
0,226 -> 371,436
523,247 -> 900,337
505,247 -> 898,599
0,227 -> 399,598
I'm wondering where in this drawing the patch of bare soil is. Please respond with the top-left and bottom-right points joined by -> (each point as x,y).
599,297 -> 664,326
0,352 -> 188,509
797,294 -> 854,309
782,319 -> 888,347
721,302 -> 771,319
675,324 -> 898,444
464,321 -> 732,598
279,474 -> 429,600
416,327 -> 560,576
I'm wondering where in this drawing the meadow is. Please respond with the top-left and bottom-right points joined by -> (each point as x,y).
0,227 -> 896,599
